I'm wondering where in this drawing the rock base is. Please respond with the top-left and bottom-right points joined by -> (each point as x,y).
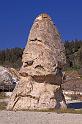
7,76 -> 67,111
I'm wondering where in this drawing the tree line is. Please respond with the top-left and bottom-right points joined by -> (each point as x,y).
0,48 -> 23,69
0,40 -> 82,69
64,40 -> 82,69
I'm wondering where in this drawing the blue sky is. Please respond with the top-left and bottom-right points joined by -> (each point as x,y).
0,0 -> 82,49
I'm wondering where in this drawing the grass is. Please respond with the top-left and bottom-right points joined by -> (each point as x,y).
79,75 -> 82,80
0,102 -> 7,110
64,66 -> 80,72
0,92 -> 8,110
0,92 -> 6,99
13,108 -> 82,114
57,109 -> 82,114
1,104 -> 82,114
35,108 -> 82,114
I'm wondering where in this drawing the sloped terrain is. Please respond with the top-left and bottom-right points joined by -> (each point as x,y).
62,70 -> 82,92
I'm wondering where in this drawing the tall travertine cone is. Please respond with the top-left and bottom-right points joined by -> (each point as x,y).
7,13 -> 67,110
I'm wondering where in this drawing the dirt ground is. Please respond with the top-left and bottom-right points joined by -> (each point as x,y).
0,111 -> 82,124
62,70 -> 82,92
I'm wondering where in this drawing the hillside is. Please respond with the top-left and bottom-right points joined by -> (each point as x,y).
62,70 -> 82,92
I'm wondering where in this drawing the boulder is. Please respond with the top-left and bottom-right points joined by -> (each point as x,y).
7,13 -> 67,110
0,66 -> 20,86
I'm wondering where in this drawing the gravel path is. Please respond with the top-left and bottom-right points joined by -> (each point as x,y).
0,111 -> 82,124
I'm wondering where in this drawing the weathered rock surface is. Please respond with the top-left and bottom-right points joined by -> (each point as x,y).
0,66 -> 19,85
20,14 -> 66,76
7,13 -> 67,110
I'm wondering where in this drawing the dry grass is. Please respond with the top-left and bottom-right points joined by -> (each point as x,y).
0,92 -> 6,99
0,102 -> 7,110
13,108 -> 82,114
58,109 -> 82,114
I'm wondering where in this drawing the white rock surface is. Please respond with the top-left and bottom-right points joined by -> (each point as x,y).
0,66 -> 20,85
7,13 -> 66,110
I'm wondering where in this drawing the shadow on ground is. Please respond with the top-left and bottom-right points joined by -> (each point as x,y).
67,102 -> 82,109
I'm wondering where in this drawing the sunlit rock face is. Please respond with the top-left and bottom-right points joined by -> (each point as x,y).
7,13 -> 67,110
21,13 -> 66,76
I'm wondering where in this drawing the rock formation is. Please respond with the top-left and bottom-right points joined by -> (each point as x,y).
0,66 -> 19,85
7,13 -> 67,110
